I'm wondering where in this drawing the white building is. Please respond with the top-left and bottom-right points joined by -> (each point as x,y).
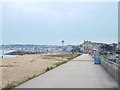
81,41 -> 100,53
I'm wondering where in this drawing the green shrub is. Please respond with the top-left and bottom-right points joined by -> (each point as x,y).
45,67 -> 54,72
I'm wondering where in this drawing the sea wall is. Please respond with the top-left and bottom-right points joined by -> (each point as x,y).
101,58 -> 120,87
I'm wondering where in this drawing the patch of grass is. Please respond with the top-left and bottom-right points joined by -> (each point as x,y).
23,75 -> 37,82
55,61 -> 67,66
45,66 -> 54,72
100,55 -> 107,59
66,53 -> 81,60
42,53 -> 81,60
45,61 -> 67,72
0,65 -> 14,67
46,53 -> 76,58
41,56 -> 51,59
41,54 -> 64,59
3,83 -> 16,90
2,74 -> 38,90
45,53 -> 81,72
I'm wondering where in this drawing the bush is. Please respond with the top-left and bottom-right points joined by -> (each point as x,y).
45,67 -> 53,72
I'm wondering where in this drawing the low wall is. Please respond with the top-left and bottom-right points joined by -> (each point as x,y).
101,58 -> 120,88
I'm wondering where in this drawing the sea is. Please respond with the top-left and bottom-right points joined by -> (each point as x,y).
0,50 -> 19,58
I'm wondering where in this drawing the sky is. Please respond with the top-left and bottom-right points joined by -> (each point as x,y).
0,1 -> 118,45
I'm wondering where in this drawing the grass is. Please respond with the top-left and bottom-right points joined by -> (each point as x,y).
0,65 -> 14,67
2,74 -> 38,90
42,53 -> 81,60
100,55 -> 108,59
3,53 -> 81,90
45,53 -> 80,58
41,56 -> 51,59
45,61 -> 68,72
45,53 -> 81,72
3,83 -> 15,90
67,53 -> 81,60
45,66 -> 54,72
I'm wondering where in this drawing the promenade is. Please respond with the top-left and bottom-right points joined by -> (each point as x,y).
16,54 -> 118,88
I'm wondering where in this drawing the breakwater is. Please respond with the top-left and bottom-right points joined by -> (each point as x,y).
5,50 -> 44,55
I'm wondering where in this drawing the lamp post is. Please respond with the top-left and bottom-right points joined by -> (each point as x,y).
61,40 -> 64,61
1,44 -> 4,58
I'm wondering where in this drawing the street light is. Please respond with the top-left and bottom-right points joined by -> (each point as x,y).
1,44 -> 4,58
61,40 -> 64,61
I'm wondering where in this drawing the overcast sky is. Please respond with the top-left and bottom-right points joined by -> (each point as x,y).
0,1 -> 118,45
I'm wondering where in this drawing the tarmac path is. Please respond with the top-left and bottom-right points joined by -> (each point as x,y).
16,54 -> 118,88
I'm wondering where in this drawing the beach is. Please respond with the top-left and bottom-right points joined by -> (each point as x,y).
0,53 -> 78,88
0,58 -> 2,89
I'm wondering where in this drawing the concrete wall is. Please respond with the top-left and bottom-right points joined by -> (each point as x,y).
101,58 -> 120,87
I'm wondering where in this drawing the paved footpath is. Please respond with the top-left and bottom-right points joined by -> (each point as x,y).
16,54 -> 118,88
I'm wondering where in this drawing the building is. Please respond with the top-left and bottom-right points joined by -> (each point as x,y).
118,42 -> 120,51
81,41 -> 100,53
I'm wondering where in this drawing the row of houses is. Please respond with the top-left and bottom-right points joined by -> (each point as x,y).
0,44 -> 74,53
0,41 -> 119,54
80,40 -> 119,53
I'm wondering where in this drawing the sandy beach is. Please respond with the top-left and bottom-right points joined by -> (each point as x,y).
0,53 -> 72,88
0,58 -> 2,89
